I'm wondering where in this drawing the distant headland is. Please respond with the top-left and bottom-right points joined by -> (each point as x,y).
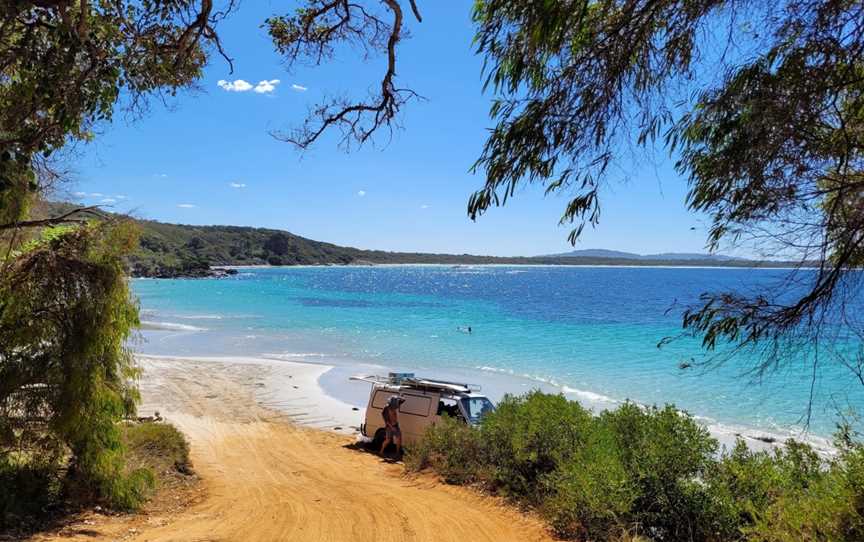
39,202 -> 803,278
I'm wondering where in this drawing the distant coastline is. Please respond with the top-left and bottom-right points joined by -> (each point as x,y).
139,260 -> 809,279
138,261 -> 810,279
37,202 -> 810,278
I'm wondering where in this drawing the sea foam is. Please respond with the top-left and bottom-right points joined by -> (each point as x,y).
140,321 -> 207,332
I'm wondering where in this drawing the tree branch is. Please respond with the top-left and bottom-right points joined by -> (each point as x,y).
0,206 -> 104,231
268,0 -> 423,150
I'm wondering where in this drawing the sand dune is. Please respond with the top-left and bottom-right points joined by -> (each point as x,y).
31,356 -> 553,542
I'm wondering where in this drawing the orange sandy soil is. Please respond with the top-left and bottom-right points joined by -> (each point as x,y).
25,358 -> 554,542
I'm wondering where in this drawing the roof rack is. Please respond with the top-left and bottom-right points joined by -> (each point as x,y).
407,377 -> 482,393
349,372 -> 481,393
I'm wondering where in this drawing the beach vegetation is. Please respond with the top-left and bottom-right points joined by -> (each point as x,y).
0,419 -> 190,531
408,391 -> 864,541
0,222 -> 147,525
0,0 -> 230,528
121,422 -> 193,481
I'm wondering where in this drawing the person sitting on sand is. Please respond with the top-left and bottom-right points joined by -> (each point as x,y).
380,396 -> 405,456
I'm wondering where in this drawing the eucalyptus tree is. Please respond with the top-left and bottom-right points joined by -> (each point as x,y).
268,0 -> 864,398
0,0 -> 232,514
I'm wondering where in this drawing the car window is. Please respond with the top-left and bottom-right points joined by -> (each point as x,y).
400,394 -> 431,417
460,397 -> 495,424
437,397 -> 461,418
371,391 -> 390,409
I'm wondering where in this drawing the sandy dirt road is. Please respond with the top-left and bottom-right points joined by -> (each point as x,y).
30,357 -> 553,542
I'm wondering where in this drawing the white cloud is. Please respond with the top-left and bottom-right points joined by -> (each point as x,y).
420,204 -> 430,209
217,79 -> 253,92
177,203 -> 196,209
75,191 -> 124,199
153,173 -> 168,178
357,190 -> 366,197
218,78 -> 281,94
291,84 -> 308,92
229,182 -> 247,188
253,79 -> 280,94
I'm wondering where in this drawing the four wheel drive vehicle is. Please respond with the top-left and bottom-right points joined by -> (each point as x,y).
350,372 -> 495,447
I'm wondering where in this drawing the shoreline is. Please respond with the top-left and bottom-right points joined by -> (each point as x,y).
137,353 -> 835,456
316,357 -> 835,455
136,354 -> 364,434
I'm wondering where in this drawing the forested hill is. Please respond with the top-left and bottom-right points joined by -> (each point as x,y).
38,202 -> 794,277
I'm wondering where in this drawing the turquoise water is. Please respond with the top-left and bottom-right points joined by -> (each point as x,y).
132,266 -> 863,442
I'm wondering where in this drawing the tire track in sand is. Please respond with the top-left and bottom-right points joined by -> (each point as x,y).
132,414 -> 552,541
41,357 -> 554,542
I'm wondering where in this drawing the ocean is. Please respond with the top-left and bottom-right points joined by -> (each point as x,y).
132,265 -> 863,446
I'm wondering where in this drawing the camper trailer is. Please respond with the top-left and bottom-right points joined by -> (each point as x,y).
351,373 -> 495,447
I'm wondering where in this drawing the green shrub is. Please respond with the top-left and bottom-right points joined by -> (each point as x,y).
406,415 -> 484,484
543,422 -> 636,540
480,391 -> 593,502
600,403 -> 726,541
78,422 -> 191,511
122,422 -> 191,476
1,222 -> 149,521
0,455 -> 62,529
0,422 -> 191,530
409,391 -> 864,542
93,466 -> 155,511
739,440 -> 864,541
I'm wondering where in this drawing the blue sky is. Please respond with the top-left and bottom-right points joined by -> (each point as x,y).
68,1 -> 712,257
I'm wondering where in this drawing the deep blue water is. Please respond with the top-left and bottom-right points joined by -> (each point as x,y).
132,266 -> 863,441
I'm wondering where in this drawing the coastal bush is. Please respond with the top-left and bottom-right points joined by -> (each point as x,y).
599,403 -> 726,540
541,403 -> 730,541
0,422 -> 191,531
480,391 -> 592,502
541,423 -> 636,540
410,391 -> 864,542
0,455 -> 61,529
123,422 -> 192,477
732,438 -> 864,542
0,222 -> 150,526
406,415 -> 483,484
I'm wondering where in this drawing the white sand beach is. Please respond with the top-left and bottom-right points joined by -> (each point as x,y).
136,354 -> 363,433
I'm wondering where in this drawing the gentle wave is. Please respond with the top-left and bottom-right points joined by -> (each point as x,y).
561,385 -> 620,405
169,313 -> 260,320
705,420 -> 835,455
265,352 -> 328,360
140,321 -> 207,332
476,365 -> 618,406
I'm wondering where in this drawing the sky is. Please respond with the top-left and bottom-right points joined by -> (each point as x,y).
67,1 -> 715,258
